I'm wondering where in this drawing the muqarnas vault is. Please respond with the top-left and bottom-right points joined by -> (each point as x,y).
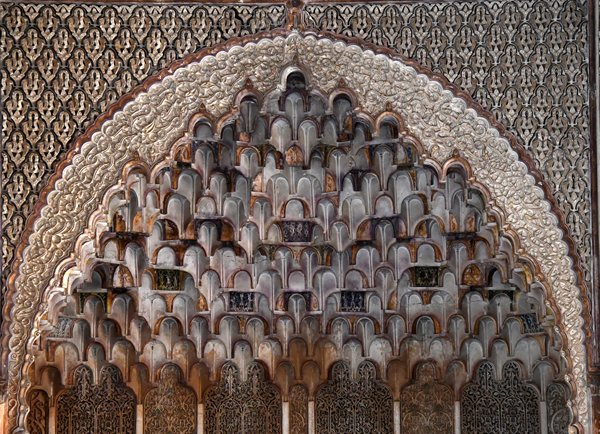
25,68 -> 571,434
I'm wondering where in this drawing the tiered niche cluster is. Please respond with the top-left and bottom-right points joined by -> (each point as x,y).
27,68 -> 571,434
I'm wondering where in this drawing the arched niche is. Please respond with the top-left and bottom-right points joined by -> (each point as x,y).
2,31 -> 589,432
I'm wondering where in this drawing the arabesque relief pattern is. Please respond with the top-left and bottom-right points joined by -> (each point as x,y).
205,362 -> 281,434
400,361 -> 454,434
461,360 -> 542,434
144,364 -> 197,434
0,0 -> 592,300
24,67 -> 571,433
547,382 -> 573,434
315,361 -> 393,433
0,2 -> 287,287
55,364 -> 136,434
25,389 -> 48,434
305,0 -> 592,286
289,384 -> 309,434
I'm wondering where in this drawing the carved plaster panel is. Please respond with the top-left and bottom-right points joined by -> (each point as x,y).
289,385 -> 308,434
400,362 -> 454,434
55,364 -> 136,434
0,2 -> 288,284
144,364 -> 197,434
461,360 -> 541,434
3,33 -> 589,432
204,362 -> 281,434
25,389 -> 48,434
304,0 -> 593,287
315,361 -> 393,433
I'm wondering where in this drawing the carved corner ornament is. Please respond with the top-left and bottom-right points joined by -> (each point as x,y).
2,31 -> 590,432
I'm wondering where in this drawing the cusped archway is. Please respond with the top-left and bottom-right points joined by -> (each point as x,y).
3,31 -> 589,432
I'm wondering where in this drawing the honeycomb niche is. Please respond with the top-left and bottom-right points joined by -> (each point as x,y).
28,69 -> 571,434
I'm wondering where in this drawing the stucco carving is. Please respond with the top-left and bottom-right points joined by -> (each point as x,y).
5,32 -> 589,431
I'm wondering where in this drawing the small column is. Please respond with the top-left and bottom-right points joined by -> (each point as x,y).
49,406 -> 56,434
136,404 -> 143,434
282,400 -> 290,434
308,399 -> 315,434
454,401 -> 461,434
394,400 -> 401,434
539,401 -> 548,434
0,403 -> 6,434
198,403 -> 204,434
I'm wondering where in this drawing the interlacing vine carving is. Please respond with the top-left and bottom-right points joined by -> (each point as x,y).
144,363 -> 197,434
316,360 -> 393,434
400,361 -> 454,434
547,383 -> 572,434
26,389 -> 49,434
204,362 -> 281,434
56,364 -> 136,434
461,360 -> 540,434
289,384 -> 309,434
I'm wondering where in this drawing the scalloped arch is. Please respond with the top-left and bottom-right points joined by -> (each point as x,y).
3,30 -> 590,432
